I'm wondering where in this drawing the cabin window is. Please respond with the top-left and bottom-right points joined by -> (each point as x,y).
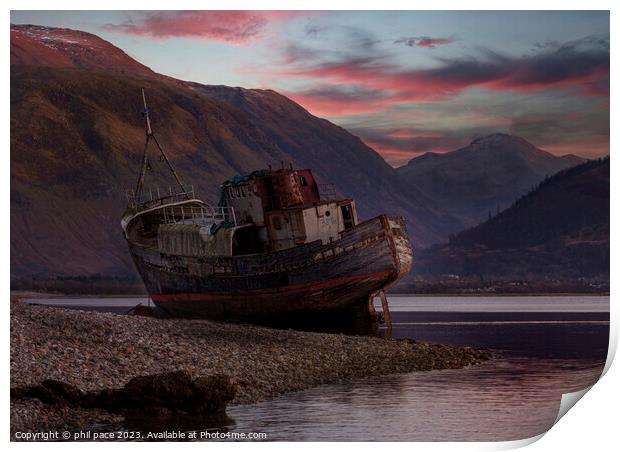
341,204 -> 354,230
325,210 -> 331,217
299,175 -> 308,186
272,216 -> 282,230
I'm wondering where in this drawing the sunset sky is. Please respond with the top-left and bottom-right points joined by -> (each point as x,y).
11,10 -> 610,166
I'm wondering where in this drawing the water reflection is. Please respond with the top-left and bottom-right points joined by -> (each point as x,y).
225,356 -> 604,441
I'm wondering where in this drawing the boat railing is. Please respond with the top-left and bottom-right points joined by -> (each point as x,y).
318,183 -> 338,201
125,186 -> 196,211
125,185 -> 237,227
161,204 -> 237,227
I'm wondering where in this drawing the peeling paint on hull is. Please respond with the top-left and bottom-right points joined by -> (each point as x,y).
129,215 -> 413,328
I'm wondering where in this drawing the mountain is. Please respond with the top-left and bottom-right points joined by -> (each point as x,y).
11,24 -> 158,78
10,24 -> 456,278
396,133 -> 584,228
414,157 -> 609,283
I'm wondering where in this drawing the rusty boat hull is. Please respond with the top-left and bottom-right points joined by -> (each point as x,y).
129,215 -> 412,329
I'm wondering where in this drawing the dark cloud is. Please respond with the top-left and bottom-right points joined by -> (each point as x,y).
497,36 -> 610,88
293,85 -> 388,102
282,35 -> 610,101
282,43 -> 321,64
509,110 -> 609,156
304,24 -> 327,38
394,36 -> 455,49
343,26 -> 380,50
301,24 -> 379,50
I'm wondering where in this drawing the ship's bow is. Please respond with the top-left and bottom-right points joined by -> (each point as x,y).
385,216 -> 414,286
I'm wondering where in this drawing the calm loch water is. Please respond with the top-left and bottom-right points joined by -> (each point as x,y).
223,296 -> 609,441
29,295 -> 610,441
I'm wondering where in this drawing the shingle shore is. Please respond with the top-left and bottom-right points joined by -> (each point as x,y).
11,301 -> 490,436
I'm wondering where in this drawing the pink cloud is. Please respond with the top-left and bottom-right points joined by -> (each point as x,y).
283,85 -> 396,117
363,145 -> 450,167
386,130 -> 443,139
281,59 -> 473,104
285,57 -> 608,104
104,11 -> 306,44
348,125 -> 471,166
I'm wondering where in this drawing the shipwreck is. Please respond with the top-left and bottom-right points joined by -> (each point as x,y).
121,89 -> 413,330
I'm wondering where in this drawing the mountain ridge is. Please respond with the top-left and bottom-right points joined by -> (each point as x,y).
396,132 -> 585,228
11,24 -> 159,79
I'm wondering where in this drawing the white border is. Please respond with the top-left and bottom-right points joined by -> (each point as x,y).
4,1 -> 616,451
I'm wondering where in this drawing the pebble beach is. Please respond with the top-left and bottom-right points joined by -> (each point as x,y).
11,300 -> 490,436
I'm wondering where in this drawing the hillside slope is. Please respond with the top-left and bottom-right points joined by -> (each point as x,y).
415,158 -> 610,282
10,25 -> 455,277
11,24 -> 157,78
396,133 -> 584,227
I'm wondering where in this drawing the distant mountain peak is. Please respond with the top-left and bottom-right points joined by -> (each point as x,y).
13,23 -> 90,40
397,131 -> 586,229
469,133 -> 535,149
11,23 -> 156,78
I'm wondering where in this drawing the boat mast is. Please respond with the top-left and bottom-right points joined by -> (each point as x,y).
134,88 -> 189,203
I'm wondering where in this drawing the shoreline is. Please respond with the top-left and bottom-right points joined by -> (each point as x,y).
11,290 -> 610,300
388,292 -> 610,297
11,301 -> 489,436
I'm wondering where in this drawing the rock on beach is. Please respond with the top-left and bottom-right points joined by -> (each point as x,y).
11,301 -> 490,435
12,370 -> 236,417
